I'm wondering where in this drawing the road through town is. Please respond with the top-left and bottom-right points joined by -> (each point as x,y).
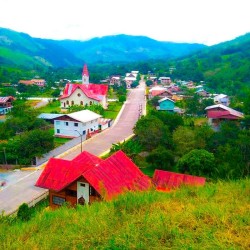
0,83 -> 146,215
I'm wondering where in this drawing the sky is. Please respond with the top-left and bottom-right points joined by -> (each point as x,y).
0,0 -> 249,46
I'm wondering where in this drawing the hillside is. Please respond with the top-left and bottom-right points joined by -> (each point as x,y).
1,179 -> 249,249
58,34 -> 206,63
170,32 -> 250,94
0,27 -> 206,68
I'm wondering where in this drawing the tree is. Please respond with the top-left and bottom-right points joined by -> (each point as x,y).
177,149 -> 215,177
146,146 -> 175,171
173,126 -> 196,157
146,80 -> 153,87
134,115 -> 172,151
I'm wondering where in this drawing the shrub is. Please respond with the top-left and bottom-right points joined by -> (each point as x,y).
17,203 -> 31,221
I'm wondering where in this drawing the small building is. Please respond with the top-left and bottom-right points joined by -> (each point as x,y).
38,113 -> 63,124
205,104 -> 244,130
159,77 -> 171,85
157,97 -> 175,112
18,79 -> 46,87
54,110 -> 101,138
35,150 -> 152,208
153,170 -> 206,192
109,76 -> 121,86
213,94 -> 230,106
0,96 -> 14,115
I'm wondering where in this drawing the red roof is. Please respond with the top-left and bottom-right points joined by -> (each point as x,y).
59,83 -> 108,101
35,152 -> 103,191
205,104 -> 243,119
0,96 -> 14,104
36,151 -> 152,199
152,170 -> 206,191
83,151 -> 152,200
82,64 -> 89,76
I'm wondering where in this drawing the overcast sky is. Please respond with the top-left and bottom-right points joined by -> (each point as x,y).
0,0 -> 249,45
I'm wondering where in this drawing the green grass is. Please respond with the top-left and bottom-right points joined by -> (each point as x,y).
104,101 -> 123,119
0,179 -> 249,249
37,100 -> 61,113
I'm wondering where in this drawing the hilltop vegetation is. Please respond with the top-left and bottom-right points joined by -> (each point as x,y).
0,179 -> 249,249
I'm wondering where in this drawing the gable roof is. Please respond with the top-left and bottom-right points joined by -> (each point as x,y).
35,152 -> 103,191
60,83 -> 108,101
158,97 -> 175,103
0,96 -> 14,104
36,151 -> 152,200
66,110 -> 102,123
83,151 -> 152,200
205,104 -> 243,119
82,64 -> 89,76
153,170 -> 206,192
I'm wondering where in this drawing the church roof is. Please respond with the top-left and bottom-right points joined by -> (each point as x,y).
59,83 -> 108,101
82,64 -> 89,76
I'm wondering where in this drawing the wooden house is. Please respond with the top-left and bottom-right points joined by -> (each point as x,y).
157,97 -> 175,112
205,104 -> 244,130
35,151 -> 152,209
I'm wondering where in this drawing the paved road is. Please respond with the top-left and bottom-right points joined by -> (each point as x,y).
0,83 -> 146,215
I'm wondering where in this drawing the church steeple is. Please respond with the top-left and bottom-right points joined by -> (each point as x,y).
82,64 -> 89,84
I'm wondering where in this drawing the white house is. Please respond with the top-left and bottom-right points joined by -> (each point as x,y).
54,110 -> 102,138
213,94 -> 230,106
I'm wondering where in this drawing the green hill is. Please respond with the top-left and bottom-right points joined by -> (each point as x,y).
0,27 -> 206,68
170,33 -> 250,94
1,179 -> 249,249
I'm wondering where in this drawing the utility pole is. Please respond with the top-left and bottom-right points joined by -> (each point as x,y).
3,147 -> 7,165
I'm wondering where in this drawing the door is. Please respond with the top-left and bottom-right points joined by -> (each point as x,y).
77,182 -> 89,204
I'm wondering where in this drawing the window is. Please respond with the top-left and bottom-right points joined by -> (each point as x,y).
71,101 -> 74,105
83,130 -> 86,135
80,183 -> 85,187
65,122 -> 69,126
52,196 -> 65,206
80,101 -> 83,105
66,100 -> 69,105
78,93 -> 81,97
57,129 -> 60,134
66,189 -> 77,197
74,123 -> 78,127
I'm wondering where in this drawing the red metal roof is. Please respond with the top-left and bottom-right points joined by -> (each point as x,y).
35,152 -> 103,191
152,170 -> 206,192
82,64 -> 89,76
36,151 -> 152,199
83,151 -> 152,200
59,83 -> 108,100
0,96 -> 14,104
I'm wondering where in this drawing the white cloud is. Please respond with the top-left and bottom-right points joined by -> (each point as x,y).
0,0 -> 249,45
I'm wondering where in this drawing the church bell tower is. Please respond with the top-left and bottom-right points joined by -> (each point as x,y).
82,64 -> 89,84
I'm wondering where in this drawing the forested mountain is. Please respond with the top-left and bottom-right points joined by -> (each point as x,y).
169,33 -> 250,95
0,27 -> 205,68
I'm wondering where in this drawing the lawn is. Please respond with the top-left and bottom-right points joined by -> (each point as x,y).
37,100 -> 61,113
104,101 -> 123,120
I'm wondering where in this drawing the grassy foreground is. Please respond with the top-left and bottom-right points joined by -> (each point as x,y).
1,179 -> 249,249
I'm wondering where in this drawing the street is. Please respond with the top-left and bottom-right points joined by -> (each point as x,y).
0,83 -> 146,215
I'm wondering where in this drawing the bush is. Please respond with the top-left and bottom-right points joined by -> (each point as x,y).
17,203 -> 31,221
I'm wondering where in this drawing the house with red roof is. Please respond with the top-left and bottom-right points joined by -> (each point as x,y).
35,151 -> 152,208
205,104 -> 244,130
152,170 -> 206,192
0,96 -> 15,115
59,64 -> 108,109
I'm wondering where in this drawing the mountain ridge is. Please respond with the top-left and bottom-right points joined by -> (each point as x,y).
0,27 -> 206,67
